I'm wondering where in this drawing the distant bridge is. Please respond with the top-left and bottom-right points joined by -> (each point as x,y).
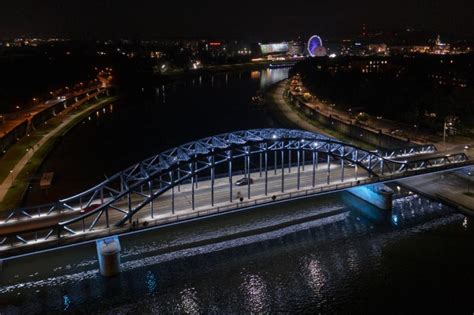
0,129 -> 471,256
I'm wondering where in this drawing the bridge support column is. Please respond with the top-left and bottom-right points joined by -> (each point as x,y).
297,149 -> 301,190
247,154 -> 251,199
171,171 -> 175,214
211,155 -> 215,206
302,150 -> 305,171
191,162 -> 195,210
274,151 -> 277,175
327,155 -> 331,185
96,236 -> 121,277
228,152 -> 233,202
264,150 -> 268,195
281,149 -> 285,192
194,161 -> 199,189
341,157 -> 345,182
288,151 -> 292,173
348,184 -> 394,210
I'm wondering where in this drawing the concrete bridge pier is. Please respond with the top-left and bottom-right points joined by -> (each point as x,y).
348,184 -> 394,211
96,236 -> 121,277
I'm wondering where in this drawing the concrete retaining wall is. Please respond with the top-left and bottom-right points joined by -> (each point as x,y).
0,90 -> 102,155
30,100 -> 69,128
286,91 -> 410,149
0,120 -> 28,153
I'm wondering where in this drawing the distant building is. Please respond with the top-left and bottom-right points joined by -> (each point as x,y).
259,42 -> 289,55
431,35 -> 450,55
367,43 -> 388,55
313,46 -> 327,57
288,40 -> 305,56
313,56 -> 394,75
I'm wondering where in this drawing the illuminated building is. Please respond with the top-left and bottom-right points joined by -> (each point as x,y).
288,40 -> 305,56
259,42 -> 289,55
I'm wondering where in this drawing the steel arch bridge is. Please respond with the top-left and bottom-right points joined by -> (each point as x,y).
0,129 -> 470,252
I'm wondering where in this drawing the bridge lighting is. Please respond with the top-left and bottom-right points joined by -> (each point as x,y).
391,215 -> 399,225
4,129 -> 469,250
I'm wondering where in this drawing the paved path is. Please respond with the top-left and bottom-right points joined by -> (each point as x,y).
0,92 -> 110,203
0,87 -> 99,137
267,81 -> 331,137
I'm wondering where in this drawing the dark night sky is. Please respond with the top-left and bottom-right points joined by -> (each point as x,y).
1,0 -> 473,39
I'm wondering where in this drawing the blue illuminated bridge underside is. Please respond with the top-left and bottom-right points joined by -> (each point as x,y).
0,129 -> 471,255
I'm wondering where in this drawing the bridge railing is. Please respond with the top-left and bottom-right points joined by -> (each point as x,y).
2,158 -> 474,255
377,144 -> 437,158
0,147 -> 468,225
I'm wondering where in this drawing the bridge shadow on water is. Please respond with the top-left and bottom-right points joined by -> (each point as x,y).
0,187 -> 465,314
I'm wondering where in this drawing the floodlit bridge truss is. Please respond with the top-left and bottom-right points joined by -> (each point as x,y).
0,129 -> 470,252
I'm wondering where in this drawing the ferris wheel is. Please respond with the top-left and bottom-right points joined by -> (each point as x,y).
307,35 -> 323,57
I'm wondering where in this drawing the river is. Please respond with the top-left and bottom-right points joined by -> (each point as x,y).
3,67 -> 473,314
24,68 -> 288,206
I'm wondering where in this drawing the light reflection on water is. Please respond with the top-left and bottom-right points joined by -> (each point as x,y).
240,272 -> 269,313
23,67 -> 289,207
1,185 -> 472,313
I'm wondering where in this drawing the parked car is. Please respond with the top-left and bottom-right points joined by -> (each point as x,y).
235,177 -> 254,186
80,203 -> 101,214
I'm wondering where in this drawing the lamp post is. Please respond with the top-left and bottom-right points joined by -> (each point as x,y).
443,120 -> 449,146
468,171 -> 473,195
443,115 -> 459,149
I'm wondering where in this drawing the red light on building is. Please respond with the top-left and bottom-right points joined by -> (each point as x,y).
209,42 -> 222,46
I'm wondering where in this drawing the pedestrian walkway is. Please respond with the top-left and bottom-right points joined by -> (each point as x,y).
0,92 -> 113,204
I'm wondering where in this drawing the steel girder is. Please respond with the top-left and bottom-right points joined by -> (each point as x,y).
52,129 -> 467,233
0,129 -> 469,244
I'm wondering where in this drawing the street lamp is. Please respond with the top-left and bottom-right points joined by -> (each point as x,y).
443,116 -> 459,148
443,120 -> 451,145
9,170 -> 13,183
467,171 -> 473,195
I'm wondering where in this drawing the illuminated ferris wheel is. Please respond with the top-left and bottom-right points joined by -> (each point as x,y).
307,35 -> 323,57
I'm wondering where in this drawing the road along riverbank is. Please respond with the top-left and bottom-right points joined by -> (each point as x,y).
0,93 -> 118,210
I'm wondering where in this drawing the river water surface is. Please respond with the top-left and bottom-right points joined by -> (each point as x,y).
3,67 -> 474,314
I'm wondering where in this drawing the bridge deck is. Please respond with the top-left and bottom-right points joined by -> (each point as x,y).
0,128 -> 471,257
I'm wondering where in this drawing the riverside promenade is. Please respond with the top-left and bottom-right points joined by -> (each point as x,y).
0,91 -> 116,208
266,79 -> 474,214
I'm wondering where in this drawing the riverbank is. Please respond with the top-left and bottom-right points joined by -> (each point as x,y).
398,169 -> 474,213
0,94 -> 118,210
266,80 -> 376,151
155,60 -> 295,84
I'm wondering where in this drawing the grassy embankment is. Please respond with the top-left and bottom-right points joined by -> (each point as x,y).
0,96 -> 119,210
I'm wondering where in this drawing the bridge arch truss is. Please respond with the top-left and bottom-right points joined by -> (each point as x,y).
0,129 -> 469,248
